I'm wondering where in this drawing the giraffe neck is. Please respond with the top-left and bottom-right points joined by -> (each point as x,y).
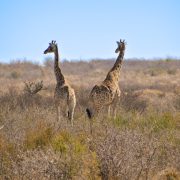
54,46 -> 65,85
104,49 -> 125,83
111,49 -> 124,72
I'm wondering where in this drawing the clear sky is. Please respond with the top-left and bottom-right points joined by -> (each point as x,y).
0,0 -> 180,63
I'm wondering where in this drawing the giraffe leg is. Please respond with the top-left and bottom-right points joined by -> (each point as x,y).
64,105 -> 69,118
68,98 -> 76,126
56,105 -> 61,122
108,105 -> 111,118
68,107 -> 75,126
113,108 -> 117,119
90,119 -> 93,134
113,97 -> 120,118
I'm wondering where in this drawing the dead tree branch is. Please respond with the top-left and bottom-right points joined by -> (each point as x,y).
24,81 -> 43,95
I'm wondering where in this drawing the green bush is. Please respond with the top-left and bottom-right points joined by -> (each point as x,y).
24,123 -> 53,149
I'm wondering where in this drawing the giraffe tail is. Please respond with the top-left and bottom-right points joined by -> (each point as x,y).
67,111 -> 70,119
86,108 -> 92,119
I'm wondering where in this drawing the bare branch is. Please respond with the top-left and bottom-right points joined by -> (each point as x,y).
24,81 -> 43,95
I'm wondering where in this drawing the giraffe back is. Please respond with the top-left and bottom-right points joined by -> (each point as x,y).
89,84 -> 115,110
54,83 -> 76,106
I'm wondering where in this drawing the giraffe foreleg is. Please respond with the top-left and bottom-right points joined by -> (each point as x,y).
112,88 -> 121,118
113,108 -> 117,119
108,105 -> 111,118
68,96 -> 76,126
56,105 -> 61,122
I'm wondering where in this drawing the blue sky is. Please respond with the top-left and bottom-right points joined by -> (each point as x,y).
0,0 -> 180,63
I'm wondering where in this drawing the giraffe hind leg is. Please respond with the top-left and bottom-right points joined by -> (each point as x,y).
68,108 -> 75,126
68,98 -> 76,126
90,119 -> 93,134
108,105 -> 111,118
56,105 -> 61,122
113,108 -> 117,119
67,111 -> 70,119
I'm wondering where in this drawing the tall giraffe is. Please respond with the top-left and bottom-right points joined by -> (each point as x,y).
86,39 -> 126,132
44,40 -> 76,125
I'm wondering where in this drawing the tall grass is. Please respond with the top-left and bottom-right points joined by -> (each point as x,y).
0,59 -> 180,179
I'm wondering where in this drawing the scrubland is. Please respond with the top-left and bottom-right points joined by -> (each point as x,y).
0,58 -> 180,179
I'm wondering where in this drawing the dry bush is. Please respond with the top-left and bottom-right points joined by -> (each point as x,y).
0,121 -> 100,179
24,122 -> 53,150
93,129 -> 159,179
88,119 -> 180,180
0,87 -> 180,179
0,87 -> 53,112
5,147 -> 99,180
120,89 -> 179,113
174,96 -> 180,111
0,59 -> 180,179
152,167 -> 180,180
24,80 -> 44,95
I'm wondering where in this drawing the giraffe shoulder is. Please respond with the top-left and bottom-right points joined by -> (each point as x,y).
91,85 -> 99,93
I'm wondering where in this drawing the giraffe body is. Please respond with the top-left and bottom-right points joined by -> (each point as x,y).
44,41 -> 76,125
86,39 -> 126,122
54,83 -> 76,121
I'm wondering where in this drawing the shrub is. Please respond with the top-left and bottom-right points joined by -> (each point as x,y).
167,69 -> 176,75
51,131 -> 87,155
52,131 -> 71,154
24,122 -> 53,149
10,71 -> 20,79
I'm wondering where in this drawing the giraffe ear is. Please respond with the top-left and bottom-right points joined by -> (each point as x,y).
116,41 -> 120,46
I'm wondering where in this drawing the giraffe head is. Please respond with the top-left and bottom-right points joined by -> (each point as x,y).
44,40 -> 57,54
115,39 -> 126,53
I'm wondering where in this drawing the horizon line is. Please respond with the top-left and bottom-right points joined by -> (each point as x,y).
0,56 -> 180,65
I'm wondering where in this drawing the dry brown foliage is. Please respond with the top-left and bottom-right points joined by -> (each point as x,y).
0,59 -> 180,179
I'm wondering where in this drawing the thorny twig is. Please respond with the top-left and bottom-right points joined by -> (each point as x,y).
24,81 -> 44,95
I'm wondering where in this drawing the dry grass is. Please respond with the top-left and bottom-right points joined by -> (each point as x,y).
0,59 -> 180,179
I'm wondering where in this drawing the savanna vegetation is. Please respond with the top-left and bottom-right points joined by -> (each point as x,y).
0,58 -> 180,179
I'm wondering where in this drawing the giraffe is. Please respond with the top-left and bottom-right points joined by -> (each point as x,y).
86,39 -> 126,132
44,40 -> 76,125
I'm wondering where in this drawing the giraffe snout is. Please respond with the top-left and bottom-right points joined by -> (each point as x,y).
44,50 -> 48,54
115,48 -> 119,53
